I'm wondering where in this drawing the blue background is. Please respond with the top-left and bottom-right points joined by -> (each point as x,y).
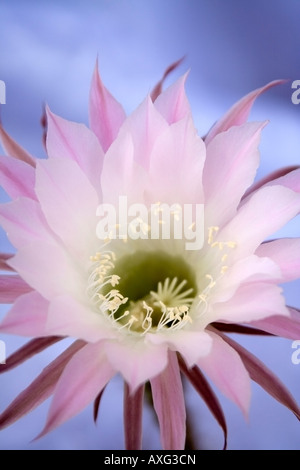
0,0 -> 299,449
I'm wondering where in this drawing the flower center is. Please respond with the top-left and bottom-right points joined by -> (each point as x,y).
88,250 -> 197,335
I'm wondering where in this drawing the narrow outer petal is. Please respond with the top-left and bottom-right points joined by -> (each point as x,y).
0,291 -> 49,336
150,351 -> 186,450
154,73 -> 191,124
0,124 -> 36,166
39,342 -> 115,437
0,155 -> 36,200
0,340 -> 85,430
244,165 -> 300,199
0,336 -> 62,374
205,80 -> 285,144
124,382 -> 144,450
179,356 -> 227,450
250,307 -> 300,340
197,331 -> 251,417
89,60 -> 126,152
219,331 -> 300,419
0,253 -> 14,272
0,275 -> 32,303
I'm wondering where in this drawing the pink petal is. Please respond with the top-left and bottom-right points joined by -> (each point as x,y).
9,241 -> 83,300
179,356 -> 227,450
0,198 -> 55,249
0,291 -> 49,336
154,73 -> 191,124
147,116 -> 205,205
39,342 -> 115,437
244,165 -> 299,199
150,57 -> 185,102
0,274 -> 32,303
148,330 -> 212,368
250,307 -> 300,340
214,254 -> 282,304
93,388 -> 106,423
0,124 -> 36,167
0,340 -> 85,430
150,351 -> 186,450
46,108 -> 104,194
117,96 -> 168,171
197,331 -> 251,417
47,295 -> 116,342
0,155 -> 36,200
101,131 -> 147,206
205,80 -> 285,144
35,158 -> 99,259
220,331 -> 300,420
204,121 -> 267,227
0,253 -> 14,272
89,60 -> 126,152
0,336 -> 62,374
256,238 -> 300,282
104,338 -> 168,391
124,382 -> 144,450
212,282 -> 288,324
219,185 -> 300,259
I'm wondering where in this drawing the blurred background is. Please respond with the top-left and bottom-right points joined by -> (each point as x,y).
0,0 -> 299,450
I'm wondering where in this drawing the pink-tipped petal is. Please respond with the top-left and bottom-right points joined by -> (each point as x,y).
204,121 -> 267,227
197,331 -> 251,417
0,155 -> 36,200
124,382 -> 144,450
117,96 -> 168,171
89,60 -> 126,152
150,57 -> 185,102
0,198 -> 55,250
46,108 -> 104,194
8,241 -> 83,300
205,80 -> 285,144
220,332 -> 300,420
0,291 -> 49,336
256,238 -> 300,282
219,185 -> 300,260
101,131 -> 147,206
104,339 -> 168,392
250,307 -> 300,340
244,165 -> 300,199
179,356 -> 227,450
0,124 -> 36,166
0,336 -> 62,374
148,116 -> 205,205
150,351 -> 186,450
212,282 -> 288,324
35,158 -> 99,259
39,342 -> 115,437
0,253 -> 14,272
0,340 -> 85,430
0,275 -> 32,303
154,73 -> 191,124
